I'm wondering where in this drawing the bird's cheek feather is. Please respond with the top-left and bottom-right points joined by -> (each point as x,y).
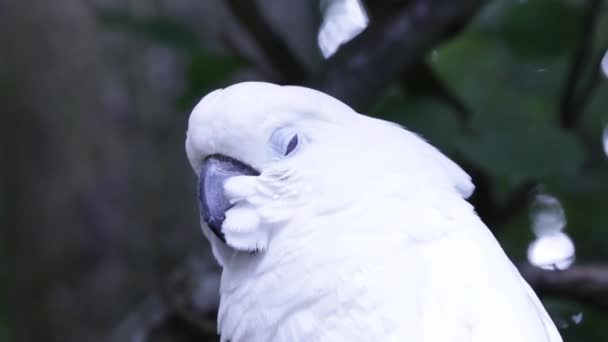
223,176 -> 259,203
222,204 -> 270,252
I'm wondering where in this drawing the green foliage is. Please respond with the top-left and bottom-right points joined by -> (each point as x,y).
457,124 -> 584,182
487,0 -> 584,60
372,1 -> 607,340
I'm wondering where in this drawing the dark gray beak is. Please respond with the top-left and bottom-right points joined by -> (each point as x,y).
198,154 -> 260,242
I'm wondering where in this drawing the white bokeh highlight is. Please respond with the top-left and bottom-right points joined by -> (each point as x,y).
571,312 -> 583,325
528,231 -> 575,270
530,194 -> 566,236
318,0 -> 369,58
603,125 -> 608,158
601,49 -> 608,78
527,193 -> 575,270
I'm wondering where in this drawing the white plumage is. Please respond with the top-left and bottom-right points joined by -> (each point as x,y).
185,82 -> 563,342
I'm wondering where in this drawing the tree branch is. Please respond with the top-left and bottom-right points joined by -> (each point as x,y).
557,0 -> 606,170
226,0 -> 308,83
559,0 -> 604,129
520,263 -> 608,311
573,45 -> 607,118
311,0 -> 488,111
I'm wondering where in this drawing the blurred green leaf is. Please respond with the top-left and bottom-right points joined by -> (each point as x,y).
370,88 -> 466,154
456,124 -> 585,182
480,0 -> 584,60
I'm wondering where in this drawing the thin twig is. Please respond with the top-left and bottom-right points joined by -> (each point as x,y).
574,45 -> 607,116
311,0 -> 488,111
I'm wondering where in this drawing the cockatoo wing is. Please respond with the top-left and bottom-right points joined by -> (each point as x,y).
391,198 -> 562,342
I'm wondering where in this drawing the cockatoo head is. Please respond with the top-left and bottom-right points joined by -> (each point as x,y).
186,82 -> 473,265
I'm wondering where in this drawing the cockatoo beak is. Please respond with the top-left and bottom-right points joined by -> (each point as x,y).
198,154 -> 260,242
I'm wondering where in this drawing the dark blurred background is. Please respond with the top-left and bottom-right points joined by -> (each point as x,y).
0,0 -> 607,341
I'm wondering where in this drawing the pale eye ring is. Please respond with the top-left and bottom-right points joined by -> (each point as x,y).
270,127 -> 302,157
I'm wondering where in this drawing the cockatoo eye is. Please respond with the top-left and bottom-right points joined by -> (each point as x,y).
284,134 -> 299,155
270,127 -> 302,157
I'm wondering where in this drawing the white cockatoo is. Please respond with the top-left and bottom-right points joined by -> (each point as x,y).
185,82 -> 563,342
